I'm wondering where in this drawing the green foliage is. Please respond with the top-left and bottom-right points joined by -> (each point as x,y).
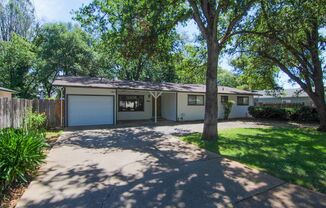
175,44 -> 206,84
0,0 -> 35,41
248,106 -> 291,120
231,55 -> 279,90
235,0 -> 326,130
0,111 -> 46,194
0,34 -> 37,98
0,128 -> 47,192
290,106 -> 319,122
182,127 -> 326,193
35,23 -> 98,97
24,111 -> 47,134
75,0 -> 187,82
217,68 -> 239,88
249,106 -> 319,122
222,101 -> 234,120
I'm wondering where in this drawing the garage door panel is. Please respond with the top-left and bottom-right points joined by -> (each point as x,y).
68,95 -> 114,126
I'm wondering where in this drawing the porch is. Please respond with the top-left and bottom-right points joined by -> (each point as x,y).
116,89 -> 177,124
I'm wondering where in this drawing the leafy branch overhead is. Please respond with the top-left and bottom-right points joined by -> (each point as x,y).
235,0 -> 326,130
74,0 -> 190,81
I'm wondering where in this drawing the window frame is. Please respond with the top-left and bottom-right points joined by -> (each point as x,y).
221,96 -> 229,104
237,96 -> 250,106
118,95 -> 145,112
187,95 -> 204,106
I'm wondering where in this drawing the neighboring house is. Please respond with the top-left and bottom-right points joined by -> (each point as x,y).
53,76 -> 258,127
0,87 -> 15,98
255,88 -> 318,107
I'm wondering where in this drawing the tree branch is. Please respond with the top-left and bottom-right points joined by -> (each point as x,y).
219,0 -> 255,46
188,0 -> 208,39
258,51 -> 310,92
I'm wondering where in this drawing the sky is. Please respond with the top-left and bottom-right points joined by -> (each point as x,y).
33,0 -> 296,89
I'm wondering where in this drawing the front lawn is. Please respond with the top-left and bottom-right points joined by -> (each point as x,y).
181,127 -> 326,193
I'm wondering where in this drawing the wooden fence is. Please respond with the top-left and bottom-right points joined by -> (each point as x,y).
0,98 -> 64,129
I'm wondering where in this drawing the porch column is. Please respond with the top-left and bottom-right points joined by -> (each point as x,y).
60,87 -> 64,127
149,91 -> 162,123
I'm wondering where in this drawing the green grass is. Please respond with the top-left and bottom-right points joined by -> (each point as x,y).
181,127 -> 326,193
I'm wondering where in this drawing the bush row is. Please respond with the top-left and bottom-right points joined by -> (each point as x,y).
248,106 -> 319,122
0,112 -> 47,195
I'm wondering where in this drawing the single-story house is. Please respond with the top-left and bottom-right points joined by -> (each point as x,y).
0,87 -> 15,98
254,88 -> 326,107
53,76 -> 259,127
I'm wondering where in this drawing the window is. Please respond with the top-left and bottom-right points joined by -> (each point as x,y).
221,96 -> 228,104
188,95 -> 204,105
119,95 -> 144,112
237,96 -> 249,105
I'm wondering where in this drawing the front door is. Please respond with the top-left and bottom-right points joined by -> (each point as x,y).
152,96 -> 162,118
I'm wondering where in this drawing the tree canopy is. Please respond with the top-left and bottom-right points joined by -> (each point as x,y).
235,0 -> 326,130
0,33 -> 37,98
0,0 -> 325,131
0,0 -> 35,41
74,0 -> 188,82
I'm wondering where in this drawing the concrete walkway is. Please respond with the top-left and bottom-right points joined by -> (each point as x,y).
17,122 -> 325,208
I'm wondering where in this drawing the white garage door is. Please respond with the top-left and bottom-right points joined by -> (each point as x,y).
68,95 -> 114,126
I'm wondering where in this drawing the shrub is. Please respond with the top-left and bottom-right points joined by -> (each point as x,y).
290,106 -> 319,122
0,112 -> 47,194
248,106 -> 290,120
24,111 -> 46,134
249,106 -> 319,122
222,101 -> 234,120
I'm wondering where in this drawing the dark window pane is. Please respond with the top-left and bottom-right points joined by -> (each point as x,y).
188,95 -> 204,105
221,96 -> 228,103
119,95 -> 144,111
237,96 -> 249,105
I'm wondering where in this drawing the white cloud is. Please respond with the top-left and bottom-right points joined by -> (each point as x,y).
33,0 -> 92,23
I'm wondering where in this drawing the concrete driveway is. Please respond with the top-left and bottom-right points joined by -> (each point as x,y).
17,122 -> 325,208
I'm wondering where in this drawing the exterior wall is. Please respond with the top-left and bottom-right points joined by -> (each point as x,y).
177,93 -> 205,121
177,93 -> 253,121
0,91 -> 12,98
255,97 -> 314,107
218,94 -> 253,119
65,87 -> 254,124
117,90 -> 152,121
161,92 -> 177,121
228,94 -> 253,118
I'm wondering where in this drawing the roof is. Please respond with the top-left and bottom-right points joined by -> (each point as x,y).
0,86 -> 15,93
256,88 -> 309,98
53,76 -> 259,95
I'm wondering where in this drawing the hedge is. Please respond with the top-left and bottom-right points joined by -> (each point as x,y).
248,106 -> 319,122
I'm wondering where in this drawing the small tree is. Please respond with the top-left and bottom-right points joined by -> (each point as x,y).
223,101 -> 234,120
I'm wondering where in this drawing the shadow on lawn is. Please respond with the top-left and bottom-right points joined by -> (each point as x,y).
185,127 -> 326,194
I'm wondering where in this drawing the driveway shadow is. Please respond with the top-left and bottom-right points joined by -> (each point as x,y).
17,127 -> 326,208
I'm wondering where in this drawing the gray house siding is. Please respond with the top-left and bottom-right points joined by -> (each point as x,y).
255,97 -> 314,107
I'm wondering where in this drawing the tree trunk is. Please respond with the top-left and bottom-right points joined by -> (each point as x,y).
305,84 -> 326,132
317,103 -> 326,131
134,56 -> 143,81
313,84 -> 326,131
201,39 -> 218,141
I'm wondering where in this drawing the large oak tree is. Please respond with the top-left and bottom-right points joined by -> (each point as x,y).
187,0 -> 256,140
236,0 -> 326,131
75,0 -> 187,82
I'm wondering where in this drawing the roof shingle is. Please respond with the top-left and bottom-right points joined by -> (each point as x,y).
53,76 -> 258,95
